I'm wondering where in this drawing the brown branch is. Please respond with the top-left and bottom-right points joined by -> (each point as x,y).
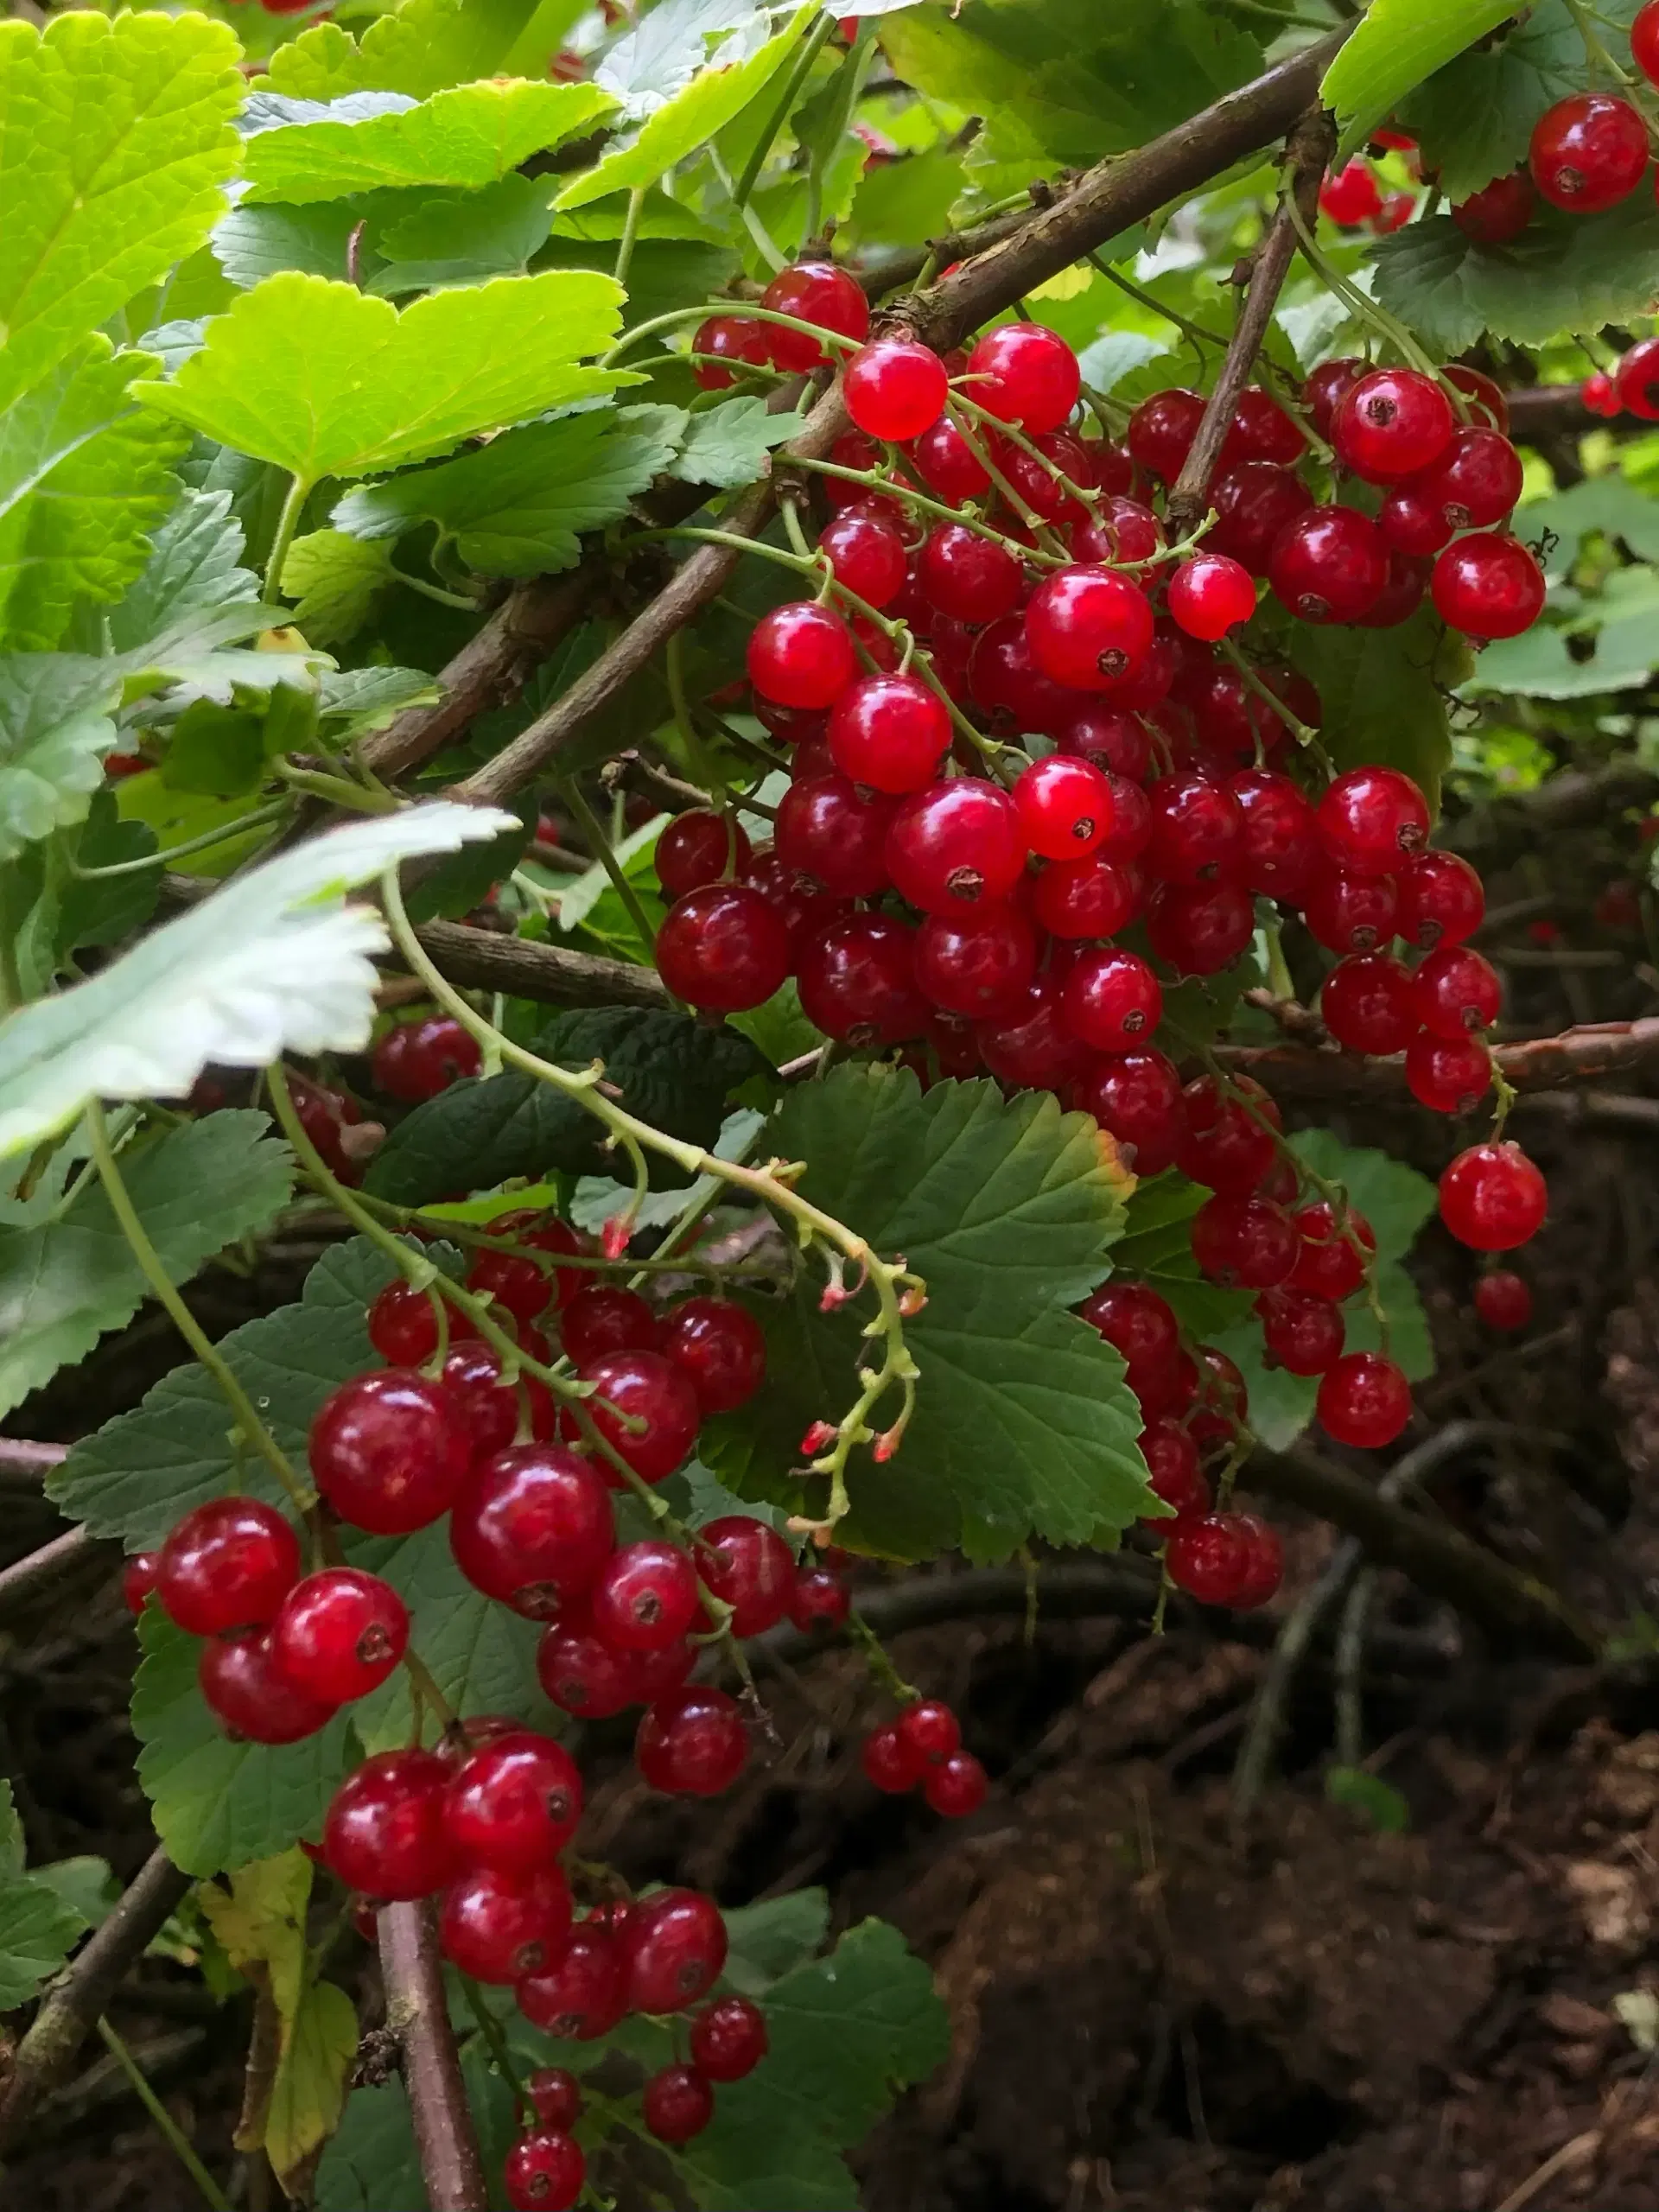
410,919 -> 670,1010
0,1524 -> 101,1619
1166,105 -> 1335,535
1504,383 -> 1599,439
0,1847 -> 193,2149
378,1900 -> 486,2212
0,1438 -> 68,1476
1213,1016 -> 1659,1102
599,750 -> 709,815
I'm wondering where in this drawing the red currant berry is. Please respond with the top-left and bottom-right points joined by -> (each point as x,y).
1073,1049 -> 1185,1175
1379,483 -> 1453,558
1357,550 -> 1424,630
270,1568 -> 408,1705
1303,358 -> 1366,438
156,1497 -> 299,1637
1268,505 -> 1388,624
1430,531 -> 1546,640
372,1016 -> 480,1103
1439,1141 -> 1546,1250
1395,851 -> 1484,948
1316,1351 -> 1412,1448
1126,387 -> 1206,480
445,1732 -> 582,1870
536,1622 -> 638,1719
861,1721 -> 922,1791
695,1514 -> 793,1637
467,1249 -> 552,1327
1319,158 -> 1382,226
122,1552 -> 160,1618
818,503 -> 911,609
311,1370 -> 471,1535
747,601 -> 857,709
1317,765 -> 1430,875
1055,702 -> 1151,781
513,1216 -> 588,1307
827,671 -> 951,795
1406,1031 -> 1491,1114
325,1749 -> 456,1899
1071,493 -> 1166,572
972,976 -> 1086,1092
658,1297 -> 767,1416
442,1861 -> 571,1984
366,1280 -> 444,1366
1321,952 -> 1418,1055
691,313 -> 772,391
787,1564 -> 850,1632
760,261 -> 869,370
690,1994 -> 769,2084
798,912 -> 928,1046
636,1686 -> 748,1796
1014,754 -> 1116,861
450,1444 -> 614,1618
842,335 -> 949,439
775,773 -> 896,899
1230,1515 -> 1285,1608
912,414 -> 992,502
1584,368 -> 1622,416
1078,1279 -> 1180,1387
1529,92 -> 1649,213
526,2069 -> 582,2132
964,321 -> 1080,434
657,883 -> 792,1014
1147,879 -> 1255,975
916,522 -> 1023,625
1025,566 -> 1154,692
924,1750 -> 988,1818
580,1350 -> 700,1484
504,2129 -> 584,2212
1165,1512 -> 1252,1605
885,777 -> 1027,912
897,1698 -> 960,1764
1208,461 -> 1315,575
1257,1286 -> 1345,1375
518,1925 -> 627,2040
1227,385 -> 1302,466
1060,944 -> 1162,1049
1139,1419 -> 1209,1522
1167,553 -> 1257,642
1616,335 -> 1659,419
1302,865 -> 1400,955
915,905 -> 1037,1020
1474,1269 -> 1532,1331
1230,768 -> 1317,899
1409,426 -> 1523,531
1191,1194 -> 1298,1289
1452,169 -> 1535,246
656,810 -> 753,901
200,1630 -> 336,1745
1146,770 -> 1244,886
1176,1075 -> 1280,1193
1331,368 -> 1455,485
561,1284 -> 658,1368
642,2063 -> 715,2145
588,1541 -> 697,1654
1411,944 -> 1501,1039
1032,853 -> 1141,940
443,1340 -> 556,1459
969,612 -> 1078,735
1636,0 -> 1659,86
622,1887 -> 728,2014
1288,1202 -> 1375,1300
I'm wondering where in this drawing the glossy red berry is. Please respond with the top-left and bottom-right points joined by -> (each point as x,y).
695,1514 -> 793,1637
450,1444 -> 615,1618
372,1016 -> 480,1103
925,1751 -> 988,1818
1317,766 -> 1430,876
861,1721 -> 923,1792
325,1749 -> 457,1900
660,1298 -> 767,1414
747,601 -> 857,709
897,1698 -> 960,1764
200,1630 -> 336,1745
1176,1075 -> 1279,1194
1430,531 -> 1546,640
1146,770 -> 1243,886
1208,462 -> 1315,575
1073,1049 -> 1184,1175
1529,92 -> 1649,213
622,1887 -> 728,2013
1147,880 -> 1254,975
1025,565 -> 1154,692
1439,1141 -> 1546,1250
445,1732 -> 582,1870
1412,944 -> 1501,1039
1061,944 -> 1162,1049
536,1624 -> 638,1719
775,773 -> 895,899
1032,853 -> 1141,940
787,1564 -> 850,1632
1474,1269 -> 1533,1331
590,1541 -> 700,1655
1288,1203 -> 1375,1301
827,672 -> 951,795
504,2129 -> 584,2212
1078,1279 -> 1179,1384
842,334 -> 950,440
642,2063 -> 715,2145
366,1280 -> 444,1366
1072,493 -> 1166,572
526,2069 -> 582,2132
1257,1287 -> 1345,1375
1319,158 -> 1382,226
969,612 -> 1077,734
761,260 -> 869,369
691,313 -> 772,391
885,778 -> 1027,913
442,1861 -> 571,1985
581,1350 -> 700,1484
963,321 -> 1080,434
1138,1420 -> 1209,1522
1013,754 -> 1115,861
560,1285 -> 658,1369
1584,368 -> 1622,417
1230,768 -> 1316,899
1303,358 -> 1366,438
122,1552 -> 160,1618
443,1339 -> 556,1460
1301,867 -> 1398,957
1405,1031 -> 1491,1114
1231,385 -> 1305,467
1165,1512 -> 1252,1605
270,1568 -> 408,1705
1616,335 -> 1659,419
798,912 -> 928,1046
156,1497 -> 299,1637
1317,1351 -> 1412,1448
1191,1194 -> 1298,1289
1126,387 -> 1206,480
1167,553 -> 1256,642
1321,952 -> 1418,1055
1395,851 -> 1483,948
915,521 -> 1023,626
1268,505 -> 1388,623
1230,1515 -> 1285,1609
656,810 -> 753,901
690,1995 -> 769,2083
1054,703 -> 1149,781
636,1686 -> 748,1796
1379,482 -> 1453,559
1452,169 -> 1535,246
973,976 -> 1087,1092
311,1370 -> 471,1535
912,414 -> 992,503
1332,368 -> 1455,485
1409,426 -> 1523,531
916,905 -> 1037,1019
517,1925 -> 627,2040
657,883 -> 791,1014
467,1249 -> 552,1328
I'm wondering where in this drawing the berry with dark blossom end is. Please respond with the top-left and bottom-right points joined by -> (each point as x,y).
1024,565 -> 1154,692
622,1887 -> 728,2014
1126,387 -> 1207,480
862,1721 -> 923,1792
643,2063 -> 716,2145
963,321 -> 1080,434
747,601 -> 857,709
1060,944 -> 1162,1050
842,335 -> 950,440
580,1350 -> 701,1484
925,1751 -> 989,1818
1474,1270 -> 1533,1331
445,1732 -> 582,1869
1288,1201 -> 1376,1302
976,976 -> 1090,1094
311,1370 -> 471,1535
504,2129 -> 584,2212
200,1631 -> 337,1745
1379,483 -> 1453,558
636,1686 -> 748,1796
827,672 -> 951,795
1409,426 -> 1523,532
798,913 -> 929,1047
270,1568 -> 408,1705
1146,771 -> 1244,886
517,1925 -> 627,2041
1268,506 -> 1388,624
1452,168 -> 1535,246
1529,92 -> 1649,213
561,1284 -> 658,1367
970,612 -> 1079,736
695,1514 -> 794,1637
1138,1420 -> 1209,1523
1317,1351 -> 1413,1448
1055,702 -> 1151,782
1191,1194 -> 1299,1289
1439,1141 -> 1547,1250
592,1541 -> 702,1654
1230,768 -> 1318,900
1406,1031 -> 1491,1114
1395,851 -> 1484,949
1256,1287 -> 1345,1376
156,1497 -> 299,1637
760,260 -> 869,370
1167,553 -> 1257,641
1430,532 -> 1546,640
660,1297 -> 767,1414
1330,368 -> 1455,484
1176,1075 -> 1279,1195
324,1750 -> 457,1900
1032,853 -> 1141,941
775,773 -> 896,899
1321,952 -> 1419,1056
450,1444 -> 615,1618
1014,753 -> 1115,861
656,883 -> 792,1014
1615,335 -> 1659,420
1208,461 -> 1315,575
526,2069 -> 582,2132
1147,880 -> 1255,976
122,1553 -> 160,1618
1317,765 -> 1430,875
1073,1048 -> 1185,1175
1412,944 -> 1502,1039
441,1861 -> 571,1985
692,1995 -> 769,2082
656,810 -> 753,900
788,1564 -> 851,1632
885,778 -> 1027,913
535,1623 -> 637,1719
1302,866 -> 1400,956
372,1016 -> 480,1103
1164,1512 -> 1252,1605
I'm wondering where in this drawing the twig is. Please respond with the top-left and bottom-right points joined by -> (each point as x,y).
378,1902 -> 487,2212
0,1525 -> 102,1618
0,1847 -> 192,2147
407,920 -> 671,1010
1166,105 -> 1333,534
1213,1016 -> 1659,1102
0,1438 -> 69,1476
599,750 -> 709,816
94,2017 -> 232,2212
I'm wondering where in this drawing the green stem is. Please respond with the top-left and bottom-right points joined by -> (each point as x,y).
264,474 -> 312,601
87,1101 -> 308,1511
96,2018 -> 232,2212
1087,254 -> 1230,353
272,761 -> 399,815
0,855 -> 24,1012
613,185 -> 646,289
562,779 -> 662,961
70,802 -> 288,880
1217,639 -> 1332,774
794,453 -> 1053,567
388,567 -> 482,613
1281,194 -> 1447,391
707,142 -> 789,272
601,300 -> 861,372
1565,0 -> 1638,86
734,8 -> 837,206
847,1606 -> 918,1702
461,1980 -> 531,2125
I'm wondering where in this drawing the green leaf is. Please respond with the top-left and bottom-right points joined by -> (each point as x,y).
104,487 -> 263,664
333,404 -> 684,578
0,804 -> 518,1163
162,701 -> 271,801
0,1782 -> 91,2009
318,665 -> 442,741
244,79 -> 616,205
1325,1765 -> 1411,1833
48,1236 -> 396,1546
364,1007 -> 762,1206
55,792 -> 161,958
369,172 -> 554,293
1110,1175 -> 1255,1341
594,0 -> 774,118
132,1610 -> 354,1878
315,2046 -> 518,2212
0,12 -> 242,416
719,1890 -> 830,1993
133,271 -> 634,487
266,1981 -> 359,2190
556,6 -> 817,211
670,396 -> 809,491
848,146 -> 967,250
265,0 -> 556,101
213,203 -> 365,292
0,1109 -> 294,1421
282,530 -> 397,645
0,654 -> 124,861
1287,599 -> 1465,812
1463,564 -> 1659,698
1319,0 -> 1516,162
1398,0 -> 1610,201
702,1067 -> 1151,1562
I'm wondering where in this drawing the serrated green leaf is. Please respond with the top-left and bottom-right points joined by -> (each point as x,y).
334,404 -> 684,578
245,79 -> 616,205
848,144 -> 967,249
670,396 -> 809,491
213,203 -> 364,292
282,530 -> 397,645
557,6 -> 817,210
1320,0 -> 1516,162
0,804 -> 517,1162
0,1109 -> 294,1421
265,0 -> 555,101
364,1007 -> 762,1206
702,1067 -> 1151,1561
318,665 -> 442,740
0,654 -> 124,861
132,1610 -> 355,1878
1398,0 -> 1613,201
596,0 -> 772,118
0,1781 -> 91,2009
105,487 -> 264,663
719,1889 -> 830,1993
133,271 -> 634,488
315,2045 -> 518,2212
1287,600 -> 1464,813
266,1980 -> 359,2190
0,12 -> 242,416
1463,565 -> 1659,698
369,172 -> 554,294
55,791 -> 160,958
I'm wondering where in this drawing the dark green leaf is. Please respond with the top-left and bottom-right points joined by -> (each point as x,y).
162,699 -> 270,798
1319,0 -> 1516,162
0,1782 -> 92,2009
212,203 -> 364,290
279,530 -> 396,647
401,798 -> 536,924
0,652 -> 124,860
1287,600 -> 1465,812
55,792 -> 161,957
315,2045 -> 518,2212
670,397 -> 809,491
370,172 -> 555,293
1111,1175 -> 1255,1341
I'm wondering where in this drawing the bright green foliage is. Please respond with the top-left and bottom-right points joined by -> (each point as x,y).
242,79 -> 616,204
703,1066 -> 1152,1561
133,270 -> 634,486
264,0 -> 565,101
1320,0 -> 1518,162
0,1109 -> 294,1422
0,1781 -> 92,2010
281,530 -> 397,645
370,172 -> 555,292
670,395 -> 810,488
0,654 -> 125,863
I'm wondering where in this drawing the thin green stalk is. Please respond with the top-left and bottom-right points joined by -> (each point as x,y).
707,142 -> 789,272
70,802 -> 288,880
847,1607 -> 918,1702
96,2018 -> 232,2212
794,454 -> 1054,567
562,779 -> 663,961
87,1102 -> 308,1511
461,1980 -> 531,2124
1217,639 -> 1333,775
389,567 -> 482,613
1087,254 -> 1230,353
613,184 -> 646,289
1281,194 -> 1446,390
734,8 -> 837,206
264,473 -> 313,601
272,760 -> 399,815
0,856 -> 24,1012
601,300 -> 861,371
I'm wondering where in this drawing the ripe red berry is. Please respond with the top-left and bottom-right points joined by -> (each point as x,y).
747,601 -> 857,709
1452,168 -> 1535,246
467,1249 -> 552,1327
1191,1194 -> 1298,1289
925,1750 -> 989,1818
445,1732 -> 582,1870
969,612 -> 1077,734
1167,553 -> 1256,641
1474,1269 -> 1533,1331
787,1564 -> 851,1631
1231,385 -> 1305,467
156,1497 -> 299,1638
1529,92 -> 1649,213
1430,531 -> 1546,640
1147,879 -> 1255,975
1032,853 -> 1141,941
122,1552 -> 160,1618
897,1698 -> 960,1764
1025,565 -> 1154,691
622,1887 -> 728,2013
1301,866 -> 1399,956
1439,1141 -> 1546,1250
1412,944 -> 1501,1039
1073,1049 -> 1185,1175
656,882 -> 792,1014
1405,1031 -> 1491,1114
442,1861 -> 571,1984
1072,493 -> 1166,572
1637,0 -> 1659,85
636,1686 -> 748,1796
449,1443 -> 614,1618
916,522 -> 1024,626
270,1568 -> 408,1705
504,2130 -> 584,2212
589,1541 -> 700,1654
969,976 -> 1080,1092
691,1995 -> 768,2082
691,313 -> 772,391
526,2069 -> 582,2131
1078,1279 -> 1180,1385
695,1514 -> 794,1637
1616,334 -> 1659,419
325,1749 -> 457,1899
1176,1075 -> 1280,1194
580,1349 -> 701,1484
1060,944 -> 1162,1049
560,1284 -> 658,1368
1146,770 -> 1244,885
1230,768 -> 1317,899
372,1016 -> 480,1103
915,905 -> 1038,1019
1165,1512 -> 1253,1605
1209,461 -> 1315,575
963,321 -> 1080,434
842,335 -> 950,440
1317,765 -> 1430,875
797,912 -> 928,1047
861,1721 -> 923,1791
1288,1201 -> 1375,1301
1126,387 -> 1206,480
1230,1515 -> 1285,1608
1138,1420 -> 1209,1522
536,1623 -> 638,1720
1257,1287 -> 1346,1375
1331,368 -> 1455,484
660,1297 -> 767,1414
760,260 -> 869,369
1583,368 -> 1622,417
775,772 -> 896,899
1303,358 -> 1366,438
819,502 -> 910,608
442,1339 -> 556,1459
1316,1351 -> 1412,1448
885,778 -> 1027,913
1395,851 -> 1484,948
366,1280 -> 444,1366
656,810 -> 753,901
1013,753 -> 1115,861
1319,158 -> 1382,226
827,671 -> 951,795
1321,951 -> 1418,1055
912,414 -> 993,503
200,1630 -> 337,1745
311,1370 -> 471,1535
642,2063 -> 715,2145
518,1924 -> 627,2039
1409,426 -> 1523,532
1268,505 -> 1388,623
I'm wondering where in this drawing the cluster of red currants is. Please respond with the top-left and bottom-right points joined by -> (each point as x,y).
859,1696 -> 986,1815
